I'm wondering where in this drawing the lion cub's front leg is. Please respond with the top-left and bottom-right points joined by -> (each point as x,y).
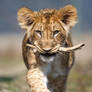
27,50 -> 50,92
27,68 -> 50,92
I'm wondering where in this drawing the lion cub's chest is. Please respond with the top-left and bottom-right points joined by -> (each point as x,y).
40,53 -> 68,79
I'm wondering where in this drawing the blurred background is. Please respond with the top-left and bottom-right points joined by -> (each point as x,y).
0,0 -> 92,92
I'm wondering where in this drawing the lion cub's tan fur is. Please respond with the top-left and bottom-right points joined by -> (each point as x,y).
17,5 -> 77,92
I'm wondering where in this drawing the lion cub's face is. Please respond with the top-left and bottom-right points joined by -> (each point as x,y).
17,5 -> 77,54
31,17 -> 66,53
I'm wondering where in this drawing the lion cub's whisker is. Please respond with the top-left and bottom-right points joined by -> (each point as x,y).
59,43 -> 85,52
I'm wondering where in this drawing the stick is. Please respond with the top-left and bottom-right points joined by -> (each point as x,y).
26,43 -> 85,53
26,44 -> 37,53
26,44 -> 36,49
59,43 -> 85,52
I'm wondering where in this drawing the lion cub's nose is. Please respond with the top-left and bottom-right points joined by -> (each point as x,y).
43,48 -> 51,52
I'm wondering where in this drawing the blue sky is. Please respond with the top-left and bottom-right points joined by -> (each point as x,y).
0,0 -> 92,34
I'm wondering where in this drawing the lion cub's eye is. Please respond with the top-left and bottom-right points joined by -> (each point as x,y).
35,30 -> 42,38
53,30 -> 60,37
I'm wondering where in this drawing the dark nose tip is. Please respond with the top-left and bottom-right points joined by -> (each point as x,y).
43,48 -> 51,52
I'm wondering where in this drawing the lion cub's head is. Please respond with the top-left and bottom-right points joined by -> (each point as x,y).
17,5 -> 77,54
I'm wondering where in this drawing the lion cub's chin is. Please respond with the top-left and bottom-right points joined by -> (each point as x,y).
39,53 -> 56,63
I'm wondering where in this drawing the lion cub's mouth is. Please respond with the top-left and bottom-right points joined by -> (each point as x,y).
40,53 -> 56,57
39,53 -> 56,63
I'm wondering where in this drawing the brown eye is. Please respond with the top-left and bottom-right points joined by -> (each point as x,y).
53,30 -> 60,37
35,30 -> 42,37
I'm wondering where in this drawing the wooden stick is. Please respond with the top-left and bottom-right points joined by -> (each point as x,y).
26,43 -> 85,53
26,44 -> 38,53
59,43 -> 85,52
26,44 -> 36,49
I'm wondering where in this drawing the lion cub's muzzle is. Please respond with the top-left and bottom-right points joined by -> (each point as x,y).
39,44 -> 57,63
41,40 -> 56,53
34,41 -> 58,63
39,44 -> 59,63
33,40 -> 58,54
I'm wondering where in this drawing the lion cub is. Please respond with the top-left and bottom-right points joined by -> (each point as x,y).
17,5 -> 77,92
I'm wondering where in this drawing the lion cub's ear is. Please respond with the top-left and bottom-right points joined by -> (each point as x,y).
17,7 -> 35,30
58,5 -> 77,30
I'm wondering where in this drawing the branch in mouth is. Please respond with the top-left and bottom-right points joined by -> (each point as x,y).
26,43 -> 85,53
26,44 -> 37,53
26,44 -> 36,49
59,43 -> 85,52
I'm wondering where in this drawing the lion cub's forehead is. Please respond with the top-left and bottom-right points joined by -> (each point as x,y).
35,9 -> 59,22
34,9 -> 62,30
34,20 -> 62,32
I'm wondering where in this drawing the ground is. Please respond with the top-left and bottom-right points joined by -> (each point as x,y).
0,56 -> 92,92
